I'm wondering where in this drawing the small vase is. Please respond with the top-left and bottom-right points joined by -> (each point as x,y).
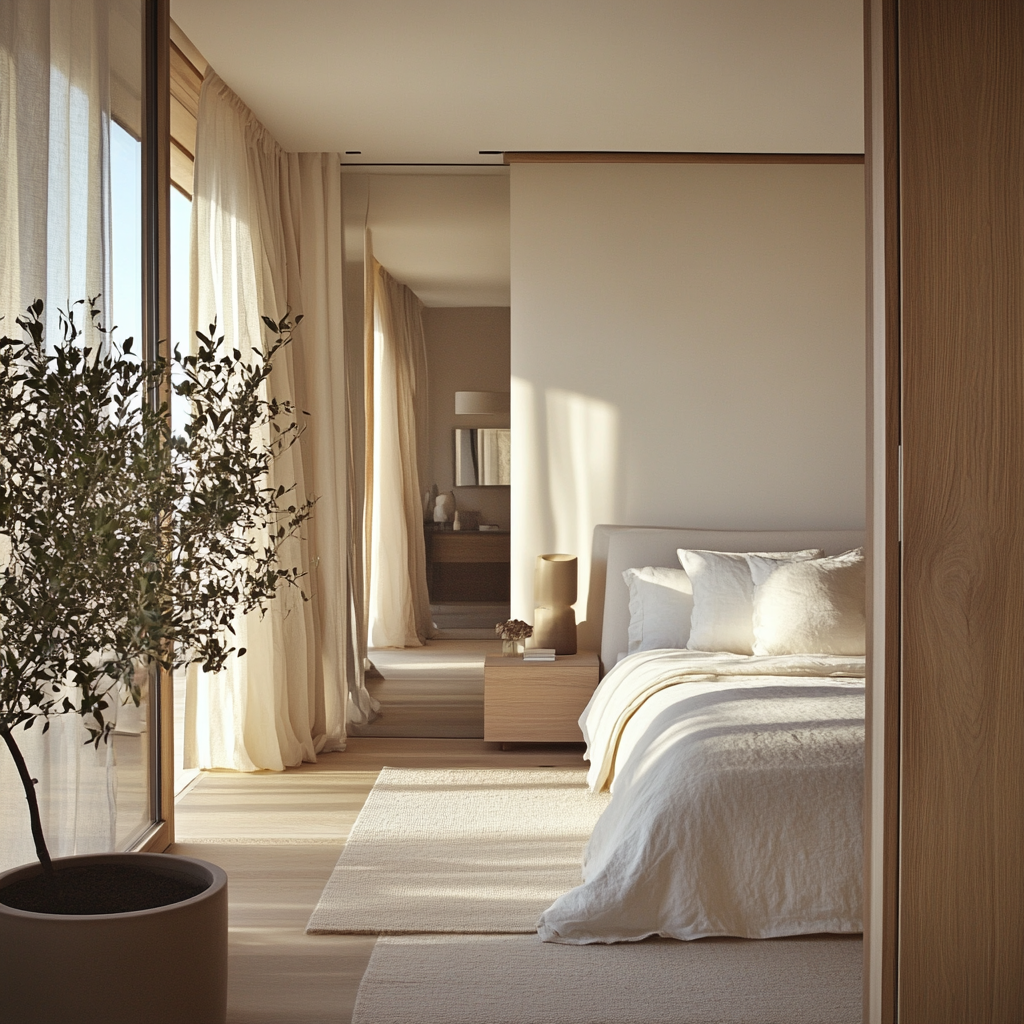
502,639 -> 519,657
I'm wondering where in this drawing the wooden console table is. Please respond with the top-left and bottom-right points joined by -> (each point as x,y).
425,529 -> 510,603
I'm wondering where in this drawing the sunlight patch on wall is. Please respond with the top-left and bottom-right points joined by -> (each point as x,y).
545,388 -> 620,626
511,376 -> 621,631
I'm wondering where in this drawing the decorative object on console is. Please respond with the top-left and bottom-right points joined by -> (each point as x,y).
452,511 -> 462,531
533,554 -> 578,655
433,491 -> 456,523
453,508 -> 481,531
496,618 -> 533,656
423,483 -> 438,521
523,648 -> 556,662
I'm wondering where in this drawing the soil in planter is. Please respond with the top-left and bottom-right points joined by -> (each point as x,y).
0,864 -> 209,915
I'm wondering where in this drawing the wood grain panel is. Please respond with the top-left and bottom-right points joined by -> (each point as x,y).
484,653 -> 599,742
169,140 -> 194,200
899,2 -> 1024,1019
169,40 -> 202,199
169,42 -> 202,118
429,562 -> 509,603
428,531 -> 510,563
170,95 -> 196,158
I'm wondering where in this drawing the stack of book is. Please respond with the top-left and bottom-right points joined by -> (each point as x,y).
523,648 -> 556,662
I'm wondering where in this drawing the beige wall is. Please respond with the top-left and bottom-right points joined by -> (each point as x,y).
510,162 -> 866,647
422,307 -> 511,530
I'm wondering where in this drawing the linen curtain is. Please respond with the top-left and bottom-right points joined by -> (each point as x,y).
0,0 -> 120,870
365,255 -> 432,648
185,71 -> 369,769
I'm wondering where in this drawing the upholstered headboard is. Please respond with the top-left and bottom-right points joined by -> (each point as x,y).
590,525 -> 866,674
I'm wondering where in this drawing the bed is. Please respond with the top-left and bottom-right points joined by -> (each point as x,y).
536,526 -> 866,944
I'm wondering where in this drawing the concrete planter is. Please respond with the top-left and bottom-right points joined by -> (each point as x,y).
0,852 -> 227,1024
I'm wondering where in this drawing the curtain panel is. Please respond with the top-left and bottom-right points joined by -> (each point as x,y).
186,71 -> 368,770
0,0 -> 122,870
365,254 -> 432,649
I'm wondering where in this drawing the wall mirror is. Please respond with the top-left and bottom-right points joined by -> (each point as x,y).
455,428 -> 511,486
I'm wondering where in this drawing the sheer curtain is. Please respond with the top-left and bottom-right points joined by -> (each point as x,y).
0,0 -> 119,870
185,71 -> 367,769
365,255 -> 432,648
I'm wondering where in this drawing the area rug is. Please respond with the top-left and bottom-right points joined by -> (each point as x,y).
306,767 -> 610,934
352,933 -> 863,1024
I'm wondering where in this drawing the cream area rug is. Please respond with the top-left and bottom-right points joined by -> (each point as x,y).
306,768 -> 610,934
352,933 -> 863,1024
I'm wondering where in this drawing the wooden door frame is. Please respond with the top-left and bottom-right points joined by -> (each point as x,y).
864,0 -> 900,1020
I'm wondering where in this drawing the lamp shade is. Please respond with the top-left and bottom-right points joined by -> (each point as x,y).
455,391 -> 510,415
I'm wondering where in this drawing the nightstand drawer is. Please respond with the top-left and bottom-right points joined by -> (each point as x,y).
484,652 -> 600,743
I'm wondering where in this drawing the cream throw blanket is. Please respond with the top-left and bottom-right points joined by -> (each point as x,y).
538,650 -> 865,943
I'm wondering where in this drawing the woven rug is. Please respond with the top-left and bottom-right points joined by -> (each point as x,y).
306,767 -> 610,934
352,933 -> 863,1024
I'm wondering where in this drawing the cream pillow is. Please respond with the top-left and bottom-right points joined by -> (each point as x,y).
749,548 -> 866,656
677,548 -> 823,655
623,567 -> 693,654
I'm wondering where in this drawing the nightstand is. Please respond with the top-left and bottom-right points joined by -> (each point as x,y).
483,652 -> 600,743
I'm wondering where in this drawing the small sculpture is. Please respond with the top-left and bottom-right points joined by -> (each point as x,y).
433,491 -> 456,523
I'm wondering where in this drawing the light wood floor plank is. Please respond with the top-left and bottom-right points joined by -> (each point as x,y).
172,737 -> 587,1022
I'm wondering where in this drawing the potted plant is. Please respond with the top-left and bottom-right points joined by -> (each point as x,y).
0,299 -> 314,1023
496,619 -> 533,656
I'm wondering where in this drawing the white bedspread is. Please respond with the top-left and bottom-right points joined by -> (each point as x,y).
537,650 -> 865,944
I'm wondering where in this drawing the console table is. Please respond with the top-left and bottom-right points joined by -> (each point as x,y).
424,528 -> 510,603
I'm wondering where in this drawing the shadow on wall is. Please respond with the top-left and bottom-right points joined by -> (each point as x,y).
512,377 -> 621,650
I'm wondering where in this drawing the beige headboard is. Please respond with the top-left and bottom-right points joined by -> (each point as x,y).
589,525 -> 866,674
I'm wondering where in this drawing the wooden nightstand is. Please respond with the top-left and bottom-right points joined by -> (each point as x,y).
483,652 -> 600,743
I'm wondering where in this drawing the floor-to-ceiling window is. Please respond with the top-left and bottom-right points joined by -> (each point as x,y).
109,115 -> 153,851
169,184 -> 197,796
0,0 -> 160,870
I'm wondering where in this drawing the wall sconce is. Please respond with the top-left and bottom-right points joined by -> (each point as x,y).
455,391 -> 510,415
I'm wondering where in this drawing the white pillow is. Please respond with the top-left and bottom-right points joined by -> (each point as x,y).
623,566 -> 693,654
749,548 -> 866,656
678,548 -> 824,655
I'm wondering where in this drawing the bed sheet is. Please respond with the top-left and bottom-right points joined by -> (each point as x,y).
537,650 -> 865,943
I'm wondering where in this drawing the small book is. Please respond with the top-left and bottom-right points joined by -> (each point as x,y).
523,648 -> 556,661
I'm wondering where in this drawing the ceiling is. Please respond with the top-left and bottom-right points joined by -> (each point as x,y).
363,173 -> 511,307
170,0 -> 864,162
170,0 -> 864,306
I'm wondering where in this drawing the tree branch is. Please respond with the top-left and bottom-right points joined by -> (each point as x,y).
0,723 -> 54,877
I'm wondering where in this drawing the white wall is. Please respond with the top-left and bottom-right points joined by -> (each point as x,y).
422,306 -> 511,530
510,162 -> 866,648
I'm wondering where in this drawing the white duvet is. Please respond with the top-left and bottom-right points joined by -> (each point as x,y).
536,649 -> 865,944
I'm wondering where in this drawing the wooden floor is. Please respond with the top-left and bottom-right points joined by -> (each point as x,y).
170,737 -> 588,1024
348,639 -> 498,739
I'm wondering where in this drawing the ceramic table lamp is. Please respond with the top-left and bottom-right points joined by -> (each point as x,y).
533,554 -> 577,655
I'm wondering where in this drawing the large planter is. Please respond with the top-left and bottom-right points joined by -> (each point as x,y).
0,852 -> 228,1024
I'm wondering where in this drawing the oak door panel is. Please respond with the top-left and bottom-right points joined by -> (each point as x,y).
899,2 -> 1024,1020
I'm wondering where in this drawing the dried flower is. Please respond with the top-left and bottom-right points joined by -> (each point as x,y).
495,619 -> 533,641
